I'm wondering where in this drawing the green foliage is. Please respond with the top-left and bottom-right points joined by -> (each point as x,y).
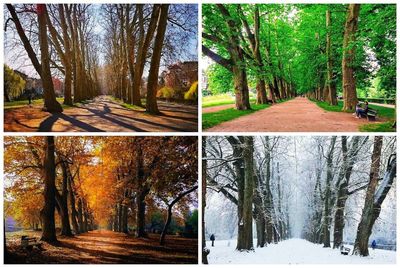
184,81 -> 198,100
203,104 -> 270,129
203,4 -> 395,100
4,64 -> 26,101
149,211 -> 164,233
206,64 -> 233,95
183,209 -> 198,238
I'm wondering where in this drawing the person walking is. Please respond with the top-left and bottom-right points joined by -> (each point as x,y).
371,240 -> 377,250
210,234 -> 215,247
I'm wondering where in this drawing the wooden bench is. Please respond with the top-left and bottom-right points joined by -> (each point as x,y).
340,245 -> 351,255
21,236 -> 42,251
365,108 -> 378,121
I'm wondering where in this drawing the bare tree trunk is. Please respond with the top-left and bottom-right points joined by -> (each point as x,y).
160,185 -> 198,245
342,4 -> 360,111
132,5 -> 160,106
37,5 -> 63,113
353,137 -> 395,256
322,137 -> 337,248
146,4 -> 169,114
202,137 -> 209,264
237,136 -> 254,251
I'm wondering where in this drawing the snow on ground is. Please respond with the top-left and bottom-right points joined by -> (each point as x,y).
207,238 -> 396,264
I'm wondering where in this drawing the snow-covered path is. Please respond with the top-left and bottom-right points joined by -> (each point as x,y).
207,238 -> 395,264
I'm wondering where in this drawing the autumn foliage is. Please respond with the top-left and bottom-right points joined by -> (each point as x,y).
4,136 -> 198,252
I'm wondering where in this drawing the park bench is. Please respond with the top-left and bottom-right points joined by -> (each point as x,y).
363,108 -> 378,121
340,245 -> 351,255
358,102 -> 378,121
21,236 -> 43,251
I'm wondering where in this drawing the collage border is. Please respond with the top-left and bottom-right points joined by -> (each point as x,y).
1,0 -> 399,267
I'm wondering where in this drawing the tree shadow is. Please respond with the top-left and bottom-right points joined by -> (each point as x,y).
38,113 -> 105,132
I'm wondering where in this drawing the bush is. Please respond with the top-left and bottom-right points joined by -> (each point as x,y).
157,86 -> 175,99
184,81 -> 198,100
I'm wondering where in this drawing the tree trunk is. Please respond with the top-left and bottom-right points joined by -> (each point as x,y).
202,137 -> 209,264
136,187 -> 149,237
40,136 -> 58,242
57,161 -> 73,236
132,5 -> 160,106
326,9 -> 337,106
146,4 -> 169,114
67,171 -> 80,234
77,198 -> 84,233
237,136 -> 254,251
353,137 -> 394,257
322,136 -> 337,247
342,4 -> 360,111
37,5 -> 63,113
160,185 -> 198,245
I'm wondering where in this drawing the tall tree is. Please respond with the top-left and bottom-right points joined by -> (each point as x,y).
325,9 -> 337,105
237,136 -> 254,251
146,4 -> 170,114
353,137 -> 396,256
203,4 -> 251,110
40,136 -> 58,242
341,4 -> 361,111
6,4 -> 63,113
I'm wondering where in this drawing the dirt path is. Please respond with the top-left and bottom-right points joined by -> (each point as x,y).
206,97 -> 380,132
4,96 -> 198,132
5,230 -> 197,264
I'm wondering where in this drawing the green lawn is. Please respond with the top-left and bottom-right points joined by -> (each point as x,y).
310,98 -> 395,132
311,99 -> 395,119
202,94 -> 256,108
110,96 -> 146,111
359,121 -> 396,132
203,104 -> 270,129
4,97 -> 69,109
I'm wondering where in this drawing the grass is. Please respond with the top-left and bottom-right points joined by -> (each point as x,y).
310,99 -> 395,120
203,104 -> 270,129
110,96 -> 146,111
202,94 -> 256,108
360,121 -> 396,132
4,97 -> 67,109
310,98 -> 396,132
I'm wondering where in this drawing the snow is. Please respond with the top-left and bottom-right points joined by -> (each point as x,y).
374,168 -> 392,204
207,238 -> 396,264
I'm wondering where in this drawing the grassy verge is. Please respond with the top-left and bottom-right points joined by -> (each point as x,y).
202,94 -> 256,108
4,97 -> 71,110
310,98 -> 395,132
203,104 -> 270,129
5,97 -> 65,108
311,99 -> 395,119
359,121 -> 396,132
110,96 -> 146,111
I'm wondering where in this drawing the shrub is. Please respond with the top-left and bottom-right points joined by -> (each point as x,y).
184,81 -> 198,100
157,86 -> 175,99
